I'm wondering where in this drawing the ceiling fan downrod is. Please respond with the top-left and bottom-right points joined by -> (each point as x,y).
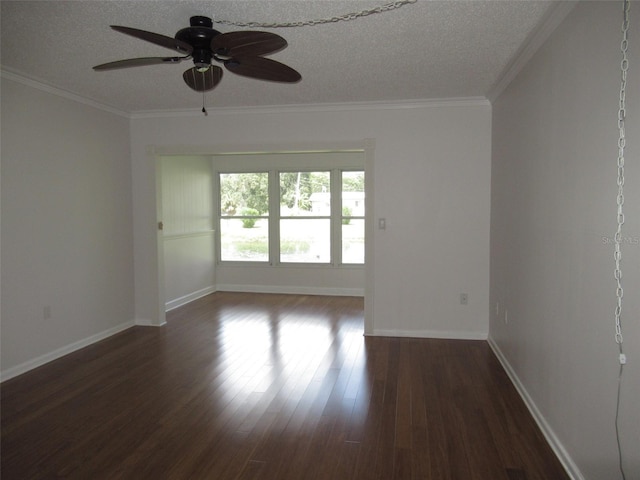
176,16 -> 221,71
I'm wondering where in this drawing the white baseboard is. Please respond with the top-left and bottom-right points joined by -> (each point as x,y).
215,284 -> 365,297
487,337 -> 583,480
0,320 -> 134,383
134,318 -> 166,327
370,329 -> 487,340
165,286 -> 216,312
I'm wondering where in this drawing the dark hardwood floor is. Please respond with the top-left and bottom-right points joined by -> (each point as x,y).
1,292 -> 569,479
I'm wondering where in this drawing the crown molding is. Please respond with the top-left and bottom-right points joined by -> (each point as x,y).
130,96 -> 490,119
2,66 -> 489,120
1,67 -> 130,118
486,1 -> 579,103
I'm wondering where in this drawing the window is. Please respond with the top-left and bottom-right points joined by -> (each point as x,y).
341,171 -> 365,264
280,171 -> 331,263
219,172 -> 269,262
217,155 -> 364,266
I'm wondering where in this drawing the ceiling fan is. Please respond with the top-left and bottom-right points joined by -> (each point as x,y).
93,16 -> 301,95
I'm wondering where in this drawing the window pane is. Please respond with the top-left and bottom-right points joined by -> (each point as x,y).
220,218 -> 269,262
220,173 -> 269,217
342,218 -> 365,264
341,171 -> 365,217
219,172 -> 268,262
342,171 -> 364,264
280,219 -> 330,263
280,171 -> 330,217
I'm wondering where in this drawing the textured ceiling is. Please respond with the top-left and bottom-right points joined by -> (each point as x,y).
1,1 -> 559,113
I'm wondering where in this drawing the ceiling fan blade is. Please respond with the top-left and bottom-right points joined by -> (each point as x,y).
212,31 -> 287,57
224,57 -> 301,83
111,25 -> 193,54
93,56 -> 187,71
183,66 -> 224,92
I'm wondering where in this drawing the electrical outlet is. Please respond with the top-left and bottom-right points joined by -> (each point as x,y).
504,309 -> 509,325
460,293 -> 468,305
495,302 -> 500,316
43,306 -> 51,319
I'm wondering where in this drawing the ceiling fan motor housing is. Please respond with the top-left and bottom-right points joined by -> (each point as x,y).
175,16 -> 221,70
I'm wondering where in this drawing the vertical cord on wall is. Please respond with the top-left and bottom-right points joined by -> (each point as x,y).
613,1 -> 629,479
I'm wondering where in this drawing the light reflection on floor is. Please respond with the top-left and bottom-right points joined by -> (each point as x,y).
215,303 -> 368,419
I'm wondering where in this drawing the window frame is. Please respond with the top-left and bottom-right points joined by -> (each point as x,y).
214,152 -> 364,268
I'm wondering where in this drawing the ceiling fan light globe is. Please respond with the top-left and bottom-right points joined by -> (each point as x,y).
196,64 -> 210,73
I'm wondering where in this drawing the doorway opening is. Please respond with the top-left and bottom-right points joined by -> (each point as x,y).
155,143 -> 375,334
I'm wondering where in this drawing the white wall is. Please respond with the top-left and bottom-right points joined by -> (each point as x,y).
130,100 -> 491,338
160,155 -> 215,310
1,77 -> 134,379
490,2 -> 639,479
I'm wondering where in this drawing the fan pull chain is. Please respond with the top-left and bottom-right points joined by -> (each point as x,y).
213,0 -> 417,28
202,72 -> 208,116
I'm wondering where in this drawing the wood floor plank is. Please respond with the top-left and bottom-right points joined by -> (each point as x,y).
1,292 -> 570,480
